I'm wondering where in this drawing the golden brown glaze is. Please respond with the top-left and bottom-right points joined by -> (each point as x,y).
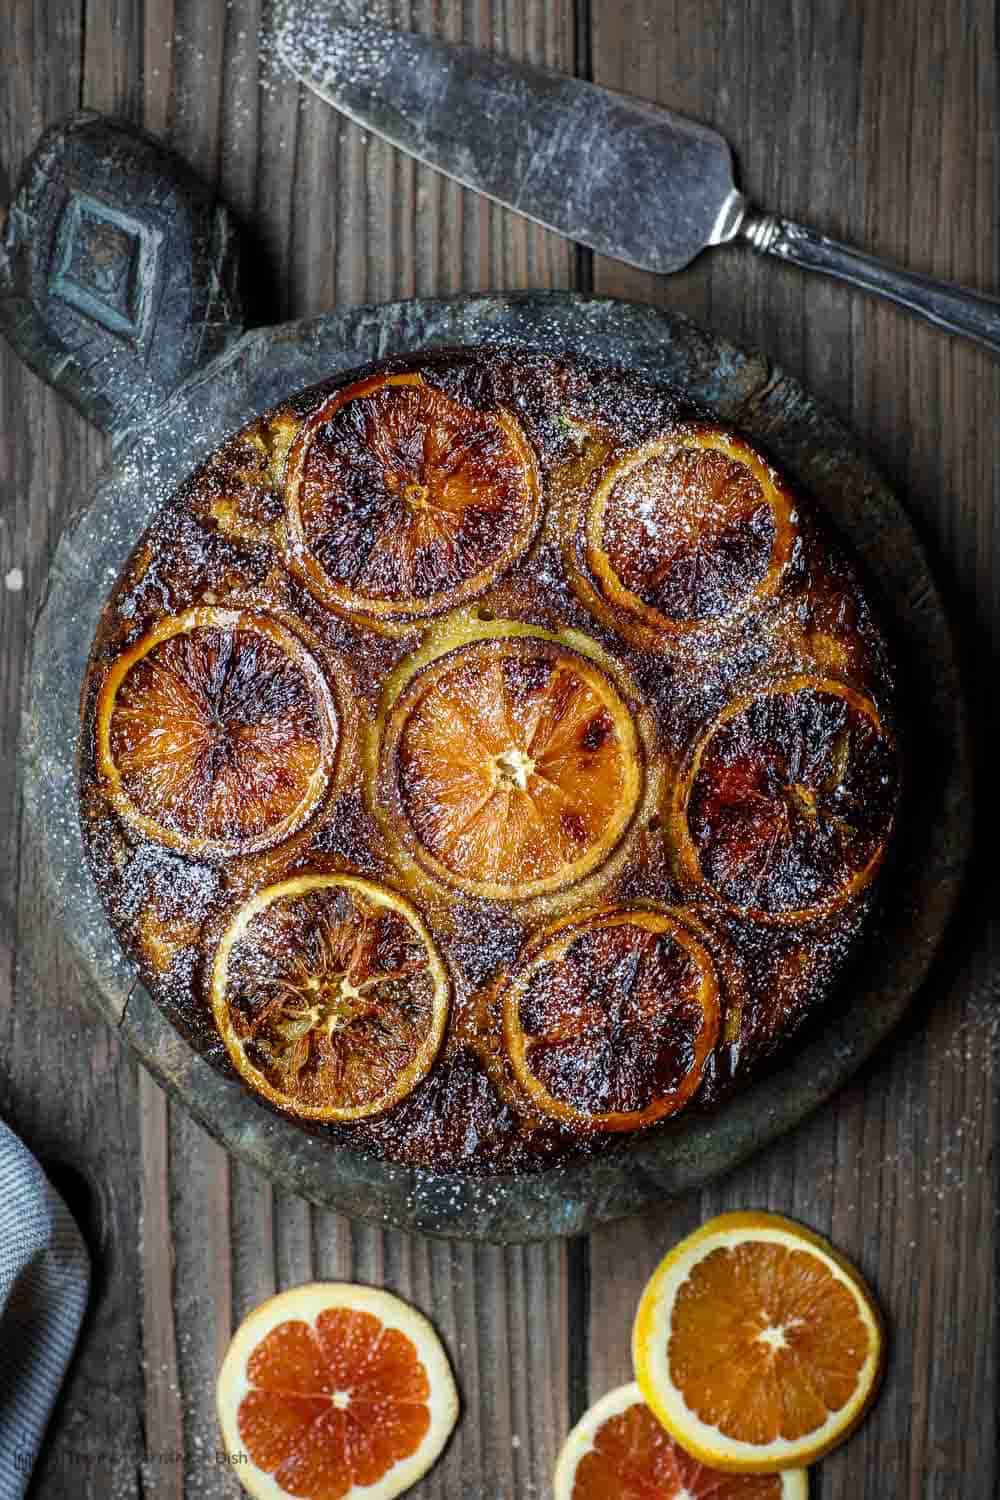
79,348 -> 901,1173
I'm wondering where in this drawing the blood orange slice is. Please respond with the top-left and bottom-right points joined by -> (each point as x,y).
378,628 -> 643,901
217,1282 -> 459,1500
95,607 -> 338,858
553,1383 -> 808,1500
672,675 -> 898,923
585,428 -> 798,644
633,1211 -> 884,1472
502,907 -> 720,1130
283,372 -> 541,621
211,875 -> 450,1121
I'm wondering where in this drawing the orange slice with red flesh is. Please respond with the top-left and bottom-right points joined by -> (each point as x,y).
553,1383 -> 808,1500
95,607 -> 338,859
217,1283 -> 459,1500
633,1211 -> 884,1472
283,372 -> 541,622
502,907 -> 720,1130
585,428 -> 798,643
211,875 -> 449,1121
671,675 -> 898,923
377,628 -> 643,901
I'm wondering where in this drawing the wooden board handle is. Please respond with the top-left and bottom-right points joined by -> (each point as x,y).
0,111 -> 244,442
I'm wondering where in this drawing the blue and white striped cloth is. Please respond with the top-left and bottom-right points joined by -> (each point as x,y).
0,1121 -> 90,1500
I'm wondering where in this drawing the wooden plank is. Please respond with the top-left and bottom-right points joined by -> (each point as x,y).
142,0 -> 177,137
169,1109 -> 235,1496
0,3 -> 152,1497
586,4 -> 997,1499
82,0 -> 143,119
138,1071 -> 185,1500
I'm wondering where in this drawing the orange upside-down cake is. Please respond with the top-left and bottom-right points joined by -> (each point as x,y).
79,348 -> 901,1173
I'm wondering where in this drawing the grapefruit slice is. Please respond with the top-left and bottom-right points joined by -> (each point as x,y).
378,629 -> 643,900
553,1383 -> 808,1500
672,675 -> 898,923
585,428 -> 798,643
217,1282 -> 459,1500
283,372 -> 541,621
95,607 -> 338,858
211,875 -> 449,1121
502,907 -> 720,1130
633,1211 -> 884,1472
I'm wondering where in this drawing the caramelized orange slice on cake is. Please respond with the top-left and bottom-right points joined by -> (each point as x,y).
502,907 -> 720,1130
217,1283 -> 458,1500
585,428 -> 798,644
283,372 -> 541,621
378,628 -> 643,900
633,1211 -> 884,1472
672,675 -> 898,923
211,875 -> 449,1120
553,1384 -> 807,1500
96,608 -> 338,858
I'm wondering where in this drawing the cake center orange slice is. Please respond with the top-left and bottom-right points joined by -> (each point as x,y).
217,1283 -> 459,1500
283,372 -> 541,620
585,429 -> 798,638
672,674 -> 898,922
96,607 -> 338,858
379,630 -> 643,900
503,907 -> 720,1130
211,875 -> 449,1121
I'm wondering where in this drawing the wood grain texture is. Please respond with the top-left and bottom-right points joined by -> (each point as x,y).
0,4 -> 148,1498
0,2 -> 995,1498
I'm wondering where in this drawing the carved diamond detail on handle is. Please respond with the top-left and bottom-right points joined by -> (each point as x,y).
50,192 -> 163,349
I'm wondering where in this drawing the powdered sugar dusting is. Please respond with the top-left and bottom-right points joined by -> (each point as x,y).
271,1 -> 401,92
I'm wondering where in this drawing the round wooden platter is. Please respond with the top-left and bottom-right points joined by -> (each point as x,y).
20,291 -> 971,1242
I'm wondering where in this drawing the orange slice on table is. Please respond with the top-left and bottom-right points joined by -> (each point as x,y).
553,1383 -> 808,1500
217,1282 -> 459,1500
211,875 -> 449,1121
283,372 -> 541,622
584,428 -> 798,644
378,627 -> 643,901
95,607 -> 338,859
502,907 -> 720,1130
633,1211 -> 884,1472
671,675 -> 898,923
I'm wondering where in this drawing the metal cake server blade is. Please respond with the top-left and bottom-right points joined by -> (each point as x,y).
278,9 -> 1000,357
279,13 -> 743,274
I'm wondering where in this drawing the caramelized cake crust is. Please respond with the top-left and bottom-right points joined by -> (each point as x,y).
79,348 -> 901,1173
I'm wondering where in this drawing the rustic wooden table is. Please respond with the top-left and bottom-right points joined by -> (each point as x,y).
1,2 -> 996,1497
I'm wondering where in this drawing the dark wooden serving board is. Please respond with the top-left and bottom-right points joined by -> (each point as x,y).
19,288 -> 970,1241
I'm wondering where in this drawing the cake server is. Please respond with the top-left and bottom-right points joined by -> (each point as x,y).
278,11 -> 1000,357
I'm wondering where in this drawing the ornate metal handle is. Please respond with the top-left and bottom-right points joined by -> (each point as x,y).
741,209 -> 1000,358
